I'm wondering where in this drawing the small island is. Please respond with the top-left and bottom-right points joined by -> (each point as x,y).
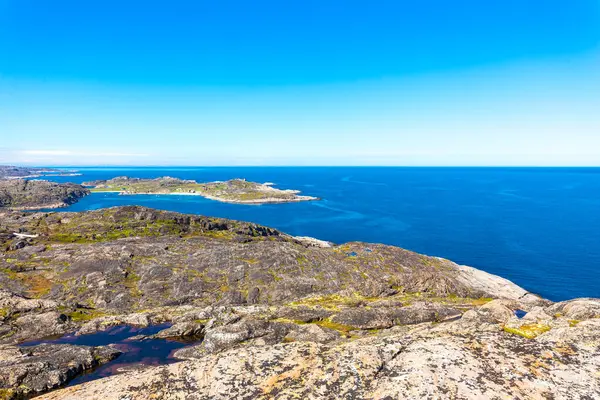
83,176 -> 319,204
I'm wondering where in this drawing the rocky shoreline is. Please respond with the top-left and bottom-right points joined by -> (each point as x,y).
0,206 -> 597,399
7,202 -> 75,211
103,191 -> 318,204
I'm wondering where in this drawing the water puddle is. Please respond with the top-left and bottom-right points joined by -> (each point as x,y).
20,323 -> 200,386
514,309 -> 527,319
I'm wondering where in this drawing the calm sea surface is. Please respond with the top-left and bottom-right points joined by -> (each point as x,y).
46,167 -> 600,301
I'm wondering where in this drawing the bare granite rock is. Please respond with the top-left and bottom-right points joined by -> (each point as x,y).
37,303 -> 600,399
545,298 -> 600,320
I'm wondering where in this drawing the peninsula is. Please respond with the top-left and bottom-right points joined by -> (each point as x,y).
0,206 -> 598,399
83,176 -> 319,204
0,180 -> 90,210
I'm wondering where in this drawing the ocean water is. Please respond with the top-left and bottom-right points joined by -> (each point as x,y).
46,167 -> 600,301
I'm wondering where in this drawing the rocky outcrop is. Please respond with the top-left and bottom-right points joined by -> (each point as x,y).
0,343 -> 120,399
0,180 -> 89,210
0,291 -> 78,343
0,206 -> 598,399
0,206 -> 534,319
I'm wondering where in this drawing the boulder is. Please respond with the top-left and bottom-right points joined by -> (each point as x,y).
545,298 -> 600,320
284,324 -> 341,343
153,321 -> 205,339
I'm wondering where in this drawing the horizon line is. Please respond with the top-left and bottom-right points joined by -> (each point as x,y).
8,164 -> 600,169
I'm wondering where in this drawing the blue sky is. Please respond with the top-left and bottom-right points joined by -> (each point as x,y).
1,0 -> 599,166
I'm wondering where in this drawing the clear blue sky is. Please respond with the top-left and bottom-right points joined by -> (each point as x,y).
1,0 -> 599,166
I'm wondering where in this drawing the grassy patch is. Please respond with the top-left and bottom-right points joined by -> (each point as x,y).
287,291 -> 489,312
47,215 -> 186,243
22,274 -> 53,298
201,230 -> 236,240
89,188 -> 122,192
0,269 -> 53,298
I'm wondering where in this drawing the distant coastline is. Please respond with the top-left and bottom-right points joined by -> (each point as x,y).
6,173 -> 82,180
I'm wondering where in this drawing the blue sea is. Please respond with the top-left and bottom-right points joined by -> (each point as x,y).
46,167 -> 600,302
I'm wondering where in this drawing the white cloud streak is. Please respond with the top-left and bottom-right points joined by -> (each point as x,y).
20,150 -> 149,157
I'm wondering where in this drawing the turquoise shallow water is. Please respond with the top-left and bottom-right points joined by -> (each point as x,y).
46,167 -> 600,301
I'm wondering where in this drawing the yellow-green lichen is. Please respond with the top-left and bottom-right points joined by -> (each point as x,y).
271,317 -> 308,325
201,230 -> 236,240
315,318 -> 357,334
287,293 -> 370,311
0,268 -> 18,280
238,258 -> 259,264
503,324 -> 551,339
65,309 -> 107,322
123,269 -> 143,297
273,315 -> 356,335
286,291 -> 492,313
